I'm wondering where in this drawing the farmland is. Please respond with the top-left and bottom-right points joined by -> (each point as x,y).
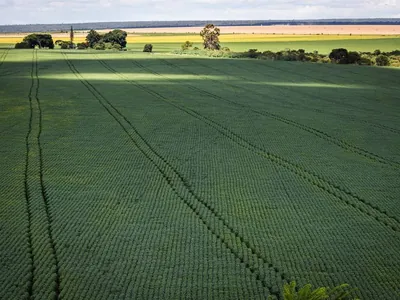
1,29 -> 400,53
0,49 -> 400,299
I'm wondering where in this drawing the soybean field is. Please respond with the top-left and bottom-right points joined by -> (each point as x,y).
0,49 -> 400,299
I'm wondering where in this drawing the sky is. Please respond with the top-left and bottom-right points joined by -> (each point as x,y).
0,0 -> 399,25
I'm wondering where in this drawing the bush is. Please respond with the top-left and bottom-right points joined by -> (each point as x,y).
193,47 -> 200,50
104,42 -> 113,50
360,54 -> 373,65
268,281 -> 358,300
94,42 -> 105,50
373,49 -> 381,56
112,43 -> 122,51
245,49 -> 261,58
221,47 -> 230,52
143,44 -> 153,52
181,41 -> 193,50
14,42 -> 31,49
262,50 -> 276,60
348,51 -> 361,64
77,42 -> 88,50
375,54 -> 390,66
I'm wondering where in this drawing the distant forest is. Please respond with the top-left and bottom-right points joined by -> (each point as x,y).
1,19 -> 400,33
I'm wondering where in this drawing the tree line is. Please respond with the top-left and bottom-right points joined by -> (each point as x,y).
15,28 -> 128,50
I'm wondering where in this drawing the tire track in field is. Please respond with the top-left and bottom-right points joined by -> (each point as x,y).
34,50 -> 61,299
23,50 -> 35,300
161,58 -> 400,169
24,50 -> 61,300
0,48 -> 10,69
127,58 -> 400,232
62,52 -> 286,299
227,61 -> 400,135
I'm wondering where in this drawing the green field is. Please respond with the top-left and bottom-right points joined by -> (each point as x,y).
1,49 -> 400,299
125,38 -> 400,54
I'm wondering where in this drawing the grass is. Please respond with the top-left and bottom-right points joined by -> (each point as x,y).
0,49 -> 400,299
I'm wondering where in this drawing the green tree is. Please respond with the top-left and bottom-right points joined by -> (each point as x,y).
329,48 -> 349,64
143,44 -> 153,52
268,281 -> 359,300
70,26 -> 74,48
103,29 -> 127,48
22,34 -> 54,49
86,29 -> 102,48
200,24 -> 221,50
348,51 -> 361,64
375,54 -> 390,66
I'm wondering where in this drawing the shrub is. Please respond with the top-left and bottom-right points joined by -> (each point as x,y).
348,51 -> 361,64
181,41 -> 193,50
14,42 -> 31,49
360,54 -> 374,65
245,49 -> 261,58
375,54 -> 390,66
94,42 -> 105,50
112,43 -> 122,51
268,281 -> 359,300
373,49 -> 381,56
104,42 -> 113,50
143,44 -> 153,52
77,42 -> 88,50
262,50 -> 276,60
221,47 -> 230,52
193,47 -> 200,50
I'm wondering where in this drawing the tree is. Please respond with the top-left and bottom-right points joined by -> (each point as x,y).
22,34 -> 54,49
375,54 -> 390,66
86,29 -> 127,49
14,42 -> 30,49
267,281 -> 359,300
70,26 -> 75,48
348,51 -> 361,64
86,29 -> 102,48
103,29 -> 127,48
200,24 -> 221,50
143,44 -> 153,52
329,48 -> 349,64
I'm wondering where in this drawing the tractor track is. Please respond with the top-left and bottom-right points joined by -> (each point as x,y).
227,60 -> 400,135
24,50 -> 61,300
63,52 -> 287,299
160,58 -> 400,169
127,57 -> 400,232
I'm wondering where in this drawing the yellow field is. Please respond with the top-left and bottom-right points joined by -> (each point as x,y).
1,33 -> 399,45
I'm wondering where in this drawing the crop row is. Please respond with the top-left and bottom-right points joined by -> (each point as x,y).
149,57 -> 400,216
120,57 -> 399,232
226,60 -> 400,135
62,52 -> 292,298
84,55 -> 399,298
162,58 -> 399,169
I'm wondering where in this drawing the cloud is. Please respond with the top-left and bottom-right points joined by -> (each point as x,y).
0,0 -> 399,24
